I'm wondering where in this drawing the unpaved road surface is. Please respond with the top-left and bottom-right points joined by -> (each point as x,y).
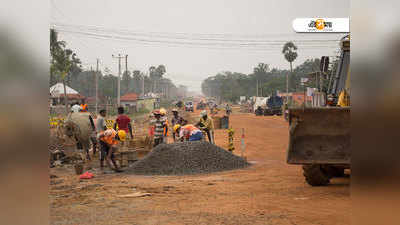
50,112 -> 350,225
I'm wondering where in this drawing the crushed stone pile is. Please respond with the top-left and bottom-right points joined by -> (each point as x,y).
126,141 -> 250,175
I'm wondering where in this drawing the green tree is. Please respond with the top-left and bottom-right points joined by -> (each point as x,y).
282,41 -> 298,94
121,70 -> 132,95
253,63 -> 270,96
50,29 -> 81,113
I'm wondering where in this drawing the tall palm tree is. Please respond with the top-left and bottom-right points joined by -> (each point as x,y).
253,63 -> 269,96
282,41 -> 298,97
149,66 -> 156,92
155,65 -> 166,93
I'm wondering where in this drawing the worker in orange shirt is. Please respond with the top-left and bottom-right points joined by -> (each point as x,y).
80,100 -> 88,112
174,124 -> 203,142
97,128 -> 125,172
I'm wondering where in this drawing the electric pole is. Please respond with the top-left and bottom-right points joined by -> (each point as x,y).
112,54 -> 126,106
95,59 -> 99,114
286,73 -> 289,103
125,55 -> 129,96
90,66 -> 93,99
142,73 -> 145,96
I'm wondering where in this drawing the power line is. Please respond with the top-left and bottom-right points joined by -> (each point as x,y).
52,22 -> 342,39
53,23 -> 340,44
54,28 -> 339,50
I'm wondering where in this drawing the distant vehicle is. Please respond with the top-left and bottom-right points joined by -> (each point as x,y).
255,106 -> 264,116
176,100 -> 184,109
264,96 -> 283,116
185,101 -> 194,112
196,101 -> 206,110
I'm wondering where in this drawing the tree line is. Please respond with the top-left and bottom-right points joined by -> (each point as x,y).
50,29 -> 182,105
201,41 -> 338,102
201,58 -> 337,102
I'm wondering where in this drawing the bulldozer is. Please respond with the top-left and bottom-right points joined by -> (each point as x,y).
286,35 -> 350,186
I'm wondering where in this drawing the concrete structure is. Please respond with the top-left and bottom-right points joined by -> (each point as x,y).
136,93 -> 160,112
120,93 -> 139,107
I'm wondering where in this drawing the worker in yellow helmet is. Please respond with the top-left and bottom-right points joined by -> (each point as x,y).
97,128 -> 124,172
337,90 -> 350,107
174,124 -> 203,142
171,108 -> 184,141
173,124 -> 181,142
160,108 -> 169,143
196,110 -> 215,144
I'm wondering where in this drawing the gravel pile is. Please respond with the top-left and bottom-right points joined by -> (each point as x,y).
126,141 -> 249,175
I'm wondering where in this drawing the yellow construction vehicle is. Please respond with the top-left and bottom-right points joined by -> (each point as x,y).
287,35 -> 350,186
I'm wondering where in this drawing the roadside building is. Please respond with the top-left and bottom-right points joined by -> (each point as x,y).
49,83 -> 85,106
136,93 -> 160,112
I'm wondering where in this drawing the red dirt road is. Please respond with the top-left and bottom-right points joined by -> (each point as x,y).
50,113 -> 350,225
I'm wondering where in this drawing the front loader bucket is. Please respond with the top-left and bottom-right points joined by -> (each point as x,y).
287,107 -> 350,165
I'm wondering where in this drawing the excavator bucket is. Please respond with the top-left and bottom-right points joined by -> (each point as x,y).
287,107 -> 350,165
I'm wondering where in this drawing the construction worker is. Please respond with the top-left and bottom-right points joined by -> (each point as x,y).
173,124 -> 181,142
159,108 -> 169,143
225,104 -> 232,116
171,108 -> 183,141
196,110 -> 215,144
150,110 -> 166,147
97,128 -> 125,172
80,100 -> 88,112
337,90 -> 350,107
114,106 -> 133,139
174,124 -> 203,142
71,102 -> 81,113
95,109 -> 107,156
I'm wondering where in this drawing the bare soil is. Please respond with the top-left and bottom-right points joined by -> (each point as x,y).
50,111 -> 350,225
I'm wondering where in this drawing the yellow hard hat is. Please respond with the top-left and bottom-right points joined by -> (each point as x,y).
160,108 -> 167,115
117,130 -> 127,142
173,124 -> 181,133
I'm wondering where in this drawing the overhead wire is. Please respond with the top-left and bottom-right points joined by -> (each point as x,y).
54,27 -> 339,51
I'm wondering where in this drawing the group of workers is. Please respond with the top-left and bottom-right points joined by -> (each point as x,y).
70,104 -> 133,172
150,108 -> 215,148
69,103 -> 216,172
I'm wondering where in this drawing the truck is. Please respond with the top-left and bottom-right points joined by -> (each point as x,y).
185,101 -> 194,112
286,35 -> 350,186
264,95 -> 283,116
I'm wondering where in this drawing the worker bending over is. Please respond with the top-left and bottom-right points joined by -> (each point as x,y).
196,110 -> 215,144
174,124 -> 203,142
97,128 -> 125,172
171,108 -> 183,141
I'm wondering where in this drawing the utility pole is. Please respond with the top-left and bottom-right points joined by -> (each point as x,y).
112,54 -> 126,106
286,73 -> 289,103
125,55 -> 128,74
125,55 -> 129,95
95,59 -> 99,114
256,80 -> 258,97
90,66 -> 93,98
142,72 -> 145,96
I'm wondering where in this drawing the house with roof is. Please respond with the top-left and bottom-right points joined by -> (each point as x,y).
136,93 -> 160,112
49,83 -> 85,106
120,92 -> 139,107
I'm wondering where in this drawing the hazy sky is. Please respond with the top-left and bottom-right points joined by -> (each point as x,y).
51,0 -> 349,93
